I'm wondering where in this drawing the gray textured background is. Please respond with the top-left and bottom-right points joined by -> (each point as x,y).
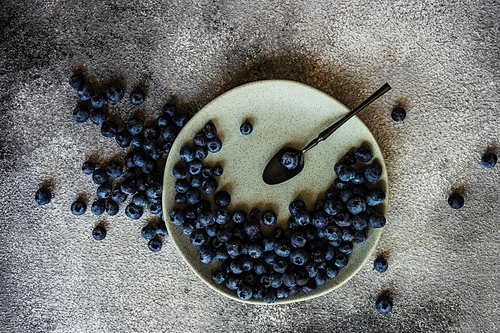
1,0 -> 499,332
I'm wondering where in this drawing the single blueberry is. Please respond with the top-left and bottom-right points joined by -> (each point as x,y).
290,232 -> 307,249
193,132 -> 207,146
339,241 -> 353,255
157,115 -> 171,127
281,151 -> 299,170
115,131 -> 132,148
201,178 -> 218,195
82,161 -> 95,175
120,180 -> 137,196
236,284 -> 253,301
324,225 -> 341,243
374,257 -> 388,273
391,107 -> 406,122
127,117 -> 143,136
91,93 -> 107,109
161,125 -> 177,142
240,121 -> 253,135
353,229 -> 367,244
186,188 -> 201,205
206,137 -> 222,153
290,249 -> 308,266
106,200 -> 119,216
69,74 -> 84,90
274,238 -> 291,257
347,196 -> 367,215
333,212 -> 352,227
162,103 -> 177,117
448,193 -> 464,209
141,224 -> 155,240
355,146 -> 373,163
77,84 -> 94,101
481,152 -> 497,168
180,219 -> 195,235
71,200 -> 86,215
188,159 -> 203,175
72,106 -> 90,123
148,237 -> 163,252
146,182 -> 162,199
352,214 -> 368,230
213,165 -> 223,176
232,210 -> 246,224
125,203 -> 143,219
366,188 -> 386,206
368,214 -> 386,228
339,189 -> 353,203
324,199 -> 342,216
133,192 -> 150,207
92,226 -> 106,241
92,169 -> 109,185
312,210 -> 329,229
352,184 -> 369,197
111,187 -> 127,203
262,210 -> 277,226
106,162 -> 123,178
91,200 -> 106,215
201,167 -> 213,179
199,245 -> 216,264
172,163 -> 188,179
315,270 -> 327,286
212,270 -> 226,285
96,183 -> 112,199
105,85 -> 124,103
190,175 -> 203,188
352,168 -> 367,184
226,238 -> 243,256
334,253 -> 348,268
289,199 -> 306,215
179,145 -> 195,163
244,219 -> 261,236
365,162 -> 382,182
226,273 -> 242,290
295,210 -> 311,226
143,125 -> 160,140
101,121 -> 118,138
175,192 -> 186,204
89,108 -> 107,125
172,111 -> 188,127
338,166 -> 355,182
375,295 -> 393,314
129,88 -> 145,105
214,191 -> 231,208
194,146 -> 208,160
203,122 -> 217,139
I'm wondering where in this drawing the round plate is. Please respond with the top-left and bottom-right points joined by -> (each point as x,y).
162,80 -> 388,304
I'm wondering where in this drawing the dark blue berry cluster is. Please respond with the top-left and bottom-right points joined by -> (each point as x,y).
67,73 -> 187,248
169,139 -> 387,303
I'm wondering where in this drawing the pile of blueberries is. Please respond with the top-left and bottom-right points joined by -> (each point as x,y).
168,120 -> 387,303
67,73 -> 190,250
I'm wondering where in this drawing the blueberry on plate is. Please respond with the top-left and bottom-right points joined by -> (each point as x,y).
212,270 -> 227,285
203,122 -> 217,139
179,145 -> 195,162
71,200 -> 86,215
448,192 -> 464,209
91,93 -> 107,109
69,74 -> 84,90
190,229 -> 209,247
206,137 -> 222,153
214,191 -> 231,208
199,245 -> 216,264
92,226 -> 106,241
262,210 -> 277,226
72,106 -> 90,123
289,199 -> 306,215
347,196 -> 367,215
105,85 -> 124,103
374,257 -> 388,273
364,162 -> 382,182
129,88 -> 145,105
213,165 -> 223,176
355,146 -> 373,163
353,230 -> 367,244
240,121 -> 253,135
77,84 -> 94,101
143,125 -> 160,140
481,152 -> 497,169
368,214 -> 386,228
391,107 -> 406,122
375,294 -> 393,314
193,132 -> 206,146
342,152 -> 357,165
237,284 -> 254,301
281,152 -> 299,170
148,237 -> 162,252
101,121 -> 118,138
338,166 -> 355,182
202,178 -> 218,195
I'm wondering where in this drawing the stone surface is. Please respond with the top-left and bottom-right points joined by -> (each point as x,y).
0,0 -> 499,332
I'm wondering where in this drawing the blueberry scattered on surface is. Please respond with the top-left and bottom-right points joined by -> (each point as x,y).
92,169 -> 109,185
240,121 -> 253,135
125,203 -> 143,219
92,226 -> 106,241
375,294 -> 393,314
105,85 -> 124,103
481,152 -> 497,169
89,108 -> 107,125
91,200 -> 106,215
106,200 -> 119,216
155,220 -> 168,236
374,257 -> 388,273
91,93 -> 107,109
163,103 -> 177,117
391,107 -> 406,122
141,224 -> 156,240
96,183 -> 112,199
72,106 -> 90,123
69,74 -> 84,90
101,121 -> 118,138
129,88 -> 145,105
71,200 -> 86,215
77,84 -> 94,101
82,161 -> 96,175
127,117 -> 143,136
448,192 -> 464,209
148,237 -> 162,252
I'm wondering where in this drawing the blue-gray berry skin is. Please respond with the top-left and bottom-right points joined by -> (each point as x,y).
347,196 -> 367,215
82,161 -> 95,175
366,188 -> 386,206
353,229 -> 367,244
96,183 -> 112,199
369,214 -> 386,228
448,193 -> 464,209
92,226 -> 106,241
161,125 -> 178,142
354,146 -> 373,163
212,270 -> 226,285
73,106 -> 90,123
338,166 -> 355,182
190,229 -> 209,247
106,201 -> 119,216
125,203 -> 143,219
77,84 -> 94,101
199,245 -> 216,264
127,117 -> 143,136
214,191 -> 231,208
240,121 -> 253,135
374,257 -> 388,273
106,162 -> 123,178
376,295 -> 393,314
101,121 -> 118,138
163,103 -> 177,117
342,152 -> 357,166
69,74 -> 84,90
105,85 -> 124,103
89,108 -> 106,125
481,152 -> 497,169
91,93 -> 107,109
155,220 -> 168,236
129,88 -> 145,105
364,162 -> 382,182
281,152 -> 299,170
391,107 -> 406,122
35,188 -> 51,205
141,224 -> 156,240
148,237 -> 162,252
92,169 -> 109,185
206,137 -> 222,153
333,178 -> 349,189
262,210 -> 277,226
203,122 -> 217,139
91,200 -> 106,215
71,200 -> 86,215
172,111 -> 188,127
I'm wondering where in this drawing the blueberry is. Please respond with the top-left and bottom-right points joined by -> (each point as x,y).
106,200 -> 119,216
289,199 -> 306,215
179,145 -> 195,163
226,238 -> 243,256
129,88 -> 145,105
161,125 -> 177,142
274,238 -> 291,257
481,152 -> 497,168
214,191 -> 231,207
186,188 -> 201,205
323,225 -> 341,243
91,93 -> 107,109
325,187 -> 339,199
353,229 -> 367,244
148,237 -> 163,252
92,169 -> 109,185
296,270 -> 309,286
199,245 -> 216,264
157,115 -> 171,127
186,159 -> 202,176
281,151 -> 299,170
213,165 -> 223,176
339,189 -> 353,203
72,106 -> 90,123
105,85 -> 124,103
172,164 -> 187,179
315,270 -> 327,286
230,260 -> 243,274
326,262 -> 339,278
375,294 -> 393,314
147,202 -> 162,215
201,167 -> 213,179
247,243 -> 263,259
71,200 -> 86,215
448,193 -> 464,209
203,122 -> 217,139
352,214 -> 368,230
195,200 -> 211,215
312,211 -> 329,229
130,136 -> 144,149
69,74 -> 84,90
127,117 -> 143,136
333,253 -> 348,268
174,179 -> 189,193
212,270 -> 227,285
34,187 -> 51,205
142,138 -> 156,152
235,284 -> 253,300
347,196 -> 367,215
269,272 -> 283,288
149,146 -> 163,160
120,180 -> 137,195
91,200 -> 106,215
240,121 -> 253,135
143,125 -> 160,140
172,111 -> 188,127
125,203 -> 143,219
92,226 -> 106,241
263,288 -> 277,304
369,214 -> 386,228
226,273 -> 242,290
324,199 -> 342,216
262,210 -> 277,226
333,178 -> 349,189
197,209 -> 216,227
206,137 -> 222,153
295,211 -> 311,227
96,183 -> 112,199
342,152 -> 357,165
339,241 -> 353,255
334,161 -> 346,176
162,103 -> 177,117
243,272 -> 257,286
141,224 -> 156,240
77,84 -> 94,101
391,107 -> 406,122
338,165 -> 355,182
106,162 -> 123,178
355,146 -> 373,163
194,146 -> 208,160
201,178 -> 218,195
365,162 -> 382,182
89,108 -> 107,125
115,131 -> 132,148
180,220 -> 195,235
133,192 -> 150,207
352,169 -> 367,184
146,182 -> 162,199
366,188 -> 386,206
232,210 -> 246,224
101,121 -> 118,138
111,187 -> 127,203
82,161 -> 95,175
244,219 -> 261,236
333,212 -> 352,227
290,249 -> 308,266
193,132 -> 207,147
374,256 -> 388,273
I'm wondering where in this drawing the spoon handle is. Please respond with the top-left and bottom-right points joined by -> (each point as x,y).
302,83 -> 391,153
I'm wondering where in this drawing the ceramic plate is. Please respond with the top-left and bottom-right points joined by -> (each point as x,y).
162,80 -> 388,304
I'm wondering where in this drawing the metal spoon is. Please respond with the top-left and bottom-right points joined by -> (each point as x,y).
262,83 -> 391,185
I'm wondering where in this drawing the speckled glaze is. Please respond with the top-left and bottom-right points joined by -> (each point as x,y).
163,80 -> 388,304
